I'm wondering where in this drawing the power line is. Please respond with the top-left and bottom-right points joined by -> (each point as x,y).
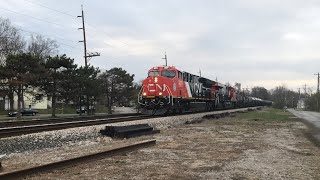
0,6 -> 79,49
20,1 -> 132,48
17,27 -> 78,49
85,23 -> 131,47
24,0 -> 75,18
16,1 -> 138,58
14,25 -> 77,44
0,7 -> 76,31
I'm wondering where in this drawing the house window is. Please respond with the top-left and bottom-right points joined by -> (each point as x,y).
35,94 -> 43,101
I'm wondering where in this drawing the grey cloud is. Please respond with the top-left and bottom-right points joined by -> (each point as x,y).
0,0 -> 319,90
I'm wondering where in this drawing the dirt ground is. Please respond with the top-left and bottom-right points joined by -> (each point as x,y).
23,109 -> 320,180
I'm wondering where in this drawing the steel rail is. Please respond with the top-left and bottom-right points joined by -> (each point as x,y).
0,140 -> 156,180
0,113 -> 140,128
0,115 -> 153,138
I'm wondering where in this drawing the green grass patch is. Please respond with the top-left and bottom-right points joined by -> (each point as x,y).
238,107 -> 292,122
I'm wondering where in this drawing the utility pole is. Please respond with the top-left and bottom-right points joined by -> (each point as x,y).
303,84 -> 307,96
198,69 -> 201,77
315,72 -> 320,93
78,5 -> 87,67
292,97 -> 294,108
77,5 -> 100,116
162,52 -> 167,66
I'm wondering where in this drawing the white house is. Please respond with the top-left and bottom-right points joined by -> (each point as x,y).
2,91 -> 51,110
297,98 -> 305,110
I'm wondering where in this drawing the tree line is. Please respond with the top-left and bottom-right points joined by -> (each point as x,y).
2,16 -> 318,117
244,85 -> 316,110
0,17 -> 137,118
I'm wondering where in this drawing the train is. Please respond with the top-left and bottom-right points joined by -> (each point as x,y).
138,65 -> 272,115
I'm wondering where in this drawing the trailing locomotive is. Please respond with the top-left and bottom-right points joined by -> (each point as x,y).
138,66 -> 271,115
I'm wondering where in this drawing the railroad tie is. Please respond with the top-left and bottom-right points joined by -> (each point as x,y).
101,124 -> 159,138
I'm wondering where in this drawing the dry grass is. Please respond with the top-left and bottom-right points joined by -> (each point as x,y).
23,108 -> 320,180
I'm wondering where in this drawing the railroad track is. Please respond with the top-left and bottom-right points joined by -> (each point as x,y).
0,140 -> 156,180
0,107 -> 262,139
0,114 -> 154,138
0,113 -> 140,128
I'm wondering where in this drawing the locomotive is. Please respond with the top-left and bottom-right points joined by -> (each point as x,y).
138,66 -> 271,115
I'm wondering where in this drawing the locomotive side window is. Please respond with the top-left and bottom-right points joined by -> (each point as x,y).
148,71 -> 160,77
162,70 -> 176,79
178,71 -> 183,79
183,73 -> 188,82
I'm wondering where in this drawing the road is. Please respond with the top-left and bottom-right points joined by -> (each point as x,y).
288,109 -> 320,129
287,109 -> 320,142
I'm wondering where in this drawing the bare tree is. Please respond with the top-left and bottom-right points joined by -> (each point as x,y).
27,35 -> 59,59
308,87 -> 313,96
0,17 -> 25,65
234,82 -> 241,92
0,18 -> 26,110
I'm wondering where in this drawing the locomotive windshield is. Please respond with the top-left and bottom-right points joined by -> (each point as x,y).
148,71 -> 160,77
162,70 -> 176,79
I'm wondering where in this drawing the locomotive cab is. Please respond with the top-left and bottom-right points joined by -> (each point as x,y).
141,66 -> 178,98
138,66 -> 179,113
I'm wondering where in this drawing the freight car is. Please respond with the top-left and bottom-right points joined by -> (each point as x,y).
138,66 -> 271,115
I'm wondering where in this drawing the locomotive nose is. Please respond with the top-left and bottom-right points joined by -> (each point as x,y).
148,84 -> 156,96
143,76 -> 163,96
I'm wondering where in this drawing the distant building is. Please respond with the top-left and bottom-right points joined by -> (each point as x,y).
1,90 -> 51,111
297,98 -> 305,110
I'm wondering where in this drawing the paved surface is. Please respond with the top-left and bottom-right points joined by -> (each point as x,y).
288,109 -> 320,129
288,109 -> 320,142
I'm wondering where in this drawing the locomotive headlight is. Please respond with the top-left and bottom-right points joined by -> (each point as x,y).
154,77 -> 158,83
143,92 -> 147,96
159,92 -> 162,96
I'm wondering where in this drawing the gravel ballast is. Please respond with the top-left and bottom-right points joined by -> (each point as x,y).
0,109 -> 242,155
3,107 -> 317,180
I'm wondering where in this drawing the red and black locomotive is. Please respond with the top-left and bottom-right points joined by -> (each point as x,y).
138,66 -> 270,115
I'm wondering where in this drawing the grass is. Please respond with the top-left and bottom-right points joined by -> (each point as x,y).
237,107 -> 292,122
37,107 -> 76,114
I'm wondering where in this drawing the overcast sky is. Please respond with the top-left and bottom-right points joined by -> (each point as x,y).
1,0 -> 320,91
